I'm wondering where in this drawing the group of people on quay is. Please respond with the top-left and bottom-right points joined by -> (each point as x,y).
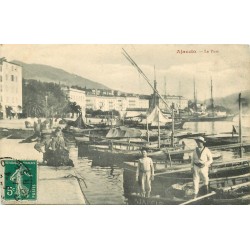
27,118 -> 74,167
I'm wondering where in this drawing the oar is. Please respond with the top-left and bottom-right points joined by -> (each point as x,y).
180,191 -> 216,205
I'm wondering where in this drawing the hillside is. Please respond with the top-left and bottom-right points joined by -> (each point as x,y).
206,90 -> 250,114
12,60 -> 110,90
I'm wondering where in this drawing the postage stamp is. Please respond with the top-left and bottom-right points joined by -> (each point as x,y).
3,160 -> 37,201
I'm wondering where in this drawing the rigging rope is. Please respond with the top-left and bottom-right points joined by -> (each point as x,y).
122,48 -> 171,111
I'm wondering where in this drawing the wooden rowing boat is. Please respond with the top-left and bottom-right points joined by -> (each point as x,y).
168,173 -> 250,205
213,181 -> 250,205
86,144 -> 165,166
123,157 -> 250,180
126,191 -> 216,205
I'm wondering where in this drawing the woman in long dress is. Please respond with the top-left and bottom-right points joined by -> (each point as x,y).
10,165 -> 32,199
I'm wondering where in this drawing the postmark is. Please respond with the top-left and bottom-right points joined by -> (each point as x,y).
2,159 -> 37,201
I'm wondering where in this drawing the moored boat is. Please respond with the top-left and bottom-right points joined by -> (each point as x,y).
123,157 -> 250,180
168,173 -> 250,205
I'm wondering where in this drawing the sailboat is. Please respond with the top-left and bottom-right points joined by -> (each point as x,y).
135,106 -> 185,129
187,78 -> 234,122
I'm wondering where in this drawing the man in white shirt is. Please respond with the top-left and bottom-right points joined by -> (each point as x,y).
192,137 -> 213,198
136,148 -> 154,198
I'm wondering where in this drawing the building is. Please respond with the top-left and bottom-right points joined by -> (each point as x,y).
126,96 -> 149,110
0,60 -> 22,119
158,95 -> 188,111
85,90 -> 150,112
62,87 -> 86,117
86,95 -> 127,111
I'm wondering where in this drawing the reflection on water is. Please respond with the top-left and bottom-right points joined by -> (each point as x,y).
71,121 -> 250,205
184,121 -> 234,134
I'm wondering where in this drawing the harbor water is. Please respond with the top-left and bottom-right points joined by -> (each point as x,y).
73,121 -> 250,205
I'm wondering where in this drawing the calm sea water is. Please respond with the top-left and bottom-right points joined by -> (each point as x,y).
72,121 -> 250,205
183,121 -> 235,134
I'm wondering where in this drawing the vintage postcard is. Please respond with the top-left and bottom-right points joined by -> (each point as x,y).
0,44 -> 249,205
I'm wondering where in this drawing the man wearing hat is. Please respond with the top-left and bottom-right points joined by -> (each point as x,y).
192,136 -> 213,198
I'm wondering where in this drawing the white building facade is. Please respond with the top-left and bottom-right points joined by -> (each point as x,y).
159,95 -> 188,110
86,94 -> 149,112
63,87 -> 86,117
0,61 -> 22,119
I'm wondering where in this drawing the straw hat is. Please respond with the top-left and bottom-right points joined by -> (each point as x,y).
195,136 -> 206,143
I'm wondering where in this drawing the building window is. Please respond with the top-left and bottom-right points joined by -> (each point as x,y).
0,76 -> 2,82
0,84 -> 2,92
11,75 -> 14,81
0,66 -> 2,72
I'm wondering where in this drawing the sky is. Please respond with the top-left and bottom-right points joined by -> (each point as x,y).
0,44 -> 249,100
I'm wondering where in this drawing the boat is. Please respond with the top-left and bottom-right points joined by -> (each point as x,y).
212,181 -> 250,205
184,113 -> 234,122
139,106 -> 185,129
86,144 -> 165,166
123,157 -> 250,180
62,114 -> 110,140
204,133 -> 250,149
126,190 -> 216,205
161,147 -> 222,163
167,173 -> 250,205
233,114 -> 250,135
124,159 -> 250,205
184,78 -> 235,122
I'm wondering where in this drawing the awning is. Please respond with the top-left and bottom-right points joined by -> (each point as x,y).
145,106 -> 172,126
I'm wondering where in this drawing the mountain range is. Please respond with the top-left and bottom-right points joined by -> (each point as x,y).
205,90 -> 250,114
12,60 -> 249,114
12,60 -> 110,90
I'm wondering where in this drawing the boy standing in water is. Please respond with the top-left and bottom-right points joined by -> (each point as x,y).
136,148 -> 154,198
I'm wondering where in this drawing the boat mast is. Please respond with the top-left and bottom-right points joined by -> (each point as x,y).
153,65 -> 159,109
193,77 -> 197,112
239,93 -> 243,157
146,117 -> 149,142
178,81 -> 181,116
210,77 -> 214,116
164,76 -> 167,110
164,76 -> 167,97
158,109 -> 161,148
171,107 -> 175,147
122,48 -> 170,111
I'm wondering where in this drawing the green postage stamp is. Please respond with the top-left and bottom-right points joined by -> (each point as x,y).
3,160 -> 37,201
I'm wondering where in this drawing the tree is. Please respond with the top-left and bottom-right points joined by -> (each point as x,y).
64,101 -> 82,118
22,79 -> 68,118
24,98 -> 45,117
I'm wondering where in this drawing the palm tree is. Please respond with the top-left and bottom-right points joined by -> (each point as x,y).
24,99 -> 45,117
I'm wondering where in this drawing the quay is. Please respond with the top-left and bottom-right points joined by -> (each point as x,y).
0,137 -> 86,205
